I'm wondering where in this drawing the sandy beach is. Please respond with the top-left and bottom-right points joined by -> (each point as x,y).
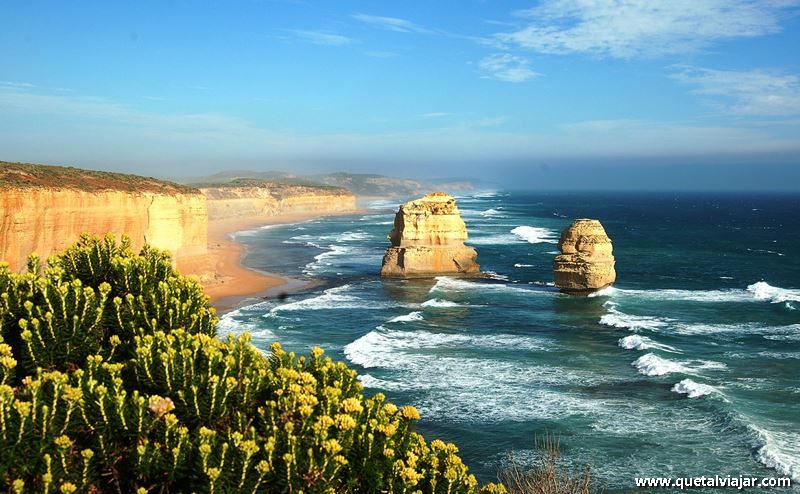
202,211 -> 357,313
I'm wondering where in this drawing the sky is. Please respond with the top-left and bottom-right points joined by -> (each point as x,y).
1,0 -> 799,190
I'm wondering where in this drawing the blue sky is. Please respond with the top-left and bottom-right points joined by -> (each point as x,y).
1,0 -> 799,189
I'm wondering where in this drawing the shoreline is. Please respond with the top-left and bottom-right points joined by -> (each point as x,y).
203,210 -> 360,314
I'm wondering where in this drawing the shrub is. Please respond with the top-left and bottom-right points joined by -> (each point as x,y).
0,234 -> 505,494
498,437 -> 592,494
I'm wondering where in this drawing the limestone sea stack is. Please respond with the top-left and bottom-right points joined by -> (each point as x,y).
380,192 -> 480,277
553,219 -> 616,293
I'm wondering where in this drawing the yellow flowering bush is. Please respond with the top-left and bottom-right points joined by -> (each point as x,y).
0,235 -> 504,493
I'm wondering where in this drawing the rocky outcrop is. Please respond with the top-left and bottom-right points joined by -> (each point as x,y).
0,163 -> 208,276
553,219 -> 616,293
200,179 -> 356,220
380,192 -> 479,277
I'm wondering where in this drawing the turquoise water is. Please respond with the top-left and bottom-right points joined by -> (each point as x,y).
220,192 -> 800,491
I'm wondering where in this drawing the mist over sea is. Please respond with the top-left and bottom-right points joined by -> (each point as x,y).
220,191 -> 800,490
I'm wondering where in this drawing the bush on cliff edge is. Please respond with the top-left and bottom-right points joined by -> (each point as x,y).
0,234 -> 505,494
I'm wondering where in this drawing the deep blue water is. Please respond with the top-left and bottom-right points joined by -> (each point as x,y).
220,192 -> 800,491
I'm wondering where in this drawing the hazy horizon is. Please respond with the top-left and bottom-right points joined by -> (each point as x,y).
2,1 -> 799,190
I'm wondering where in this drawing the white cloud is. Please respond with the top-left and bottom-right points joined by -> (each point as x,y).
287,29 -> 353,46
479,53 -> 540,82
496,0 -> 797,58
672,66 -> 800,116
351,13 -> 433,34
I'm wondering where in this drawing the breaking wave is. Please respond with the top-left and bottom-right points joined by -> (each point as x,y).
671,379 -> 718,398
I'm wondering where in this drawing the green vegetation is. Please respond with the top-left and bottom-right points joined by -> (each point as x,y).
0,234 -> 505,493
0,162 -> 198,194
196,177 -> 352,198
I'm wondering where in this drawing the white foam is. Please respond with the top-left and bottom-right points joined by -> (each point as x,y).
747,281 -> 800,304
600,304 -> 671,331
599,282 -> 800,306
751,425 -> 800,482
480,208 -> 505,217
387,311 -> 424,323
421,298 -> 464,308
514,263 -> 534,268
618,335 -> 679,353
269,284 -> 397,313
671,379 -> 718,398
511,226 -> 558,244
673,322 -> 800,337
428,276 -> 547,295
632,354 -> 689,376
632,353 -> 726,377
588,286 -> 617,297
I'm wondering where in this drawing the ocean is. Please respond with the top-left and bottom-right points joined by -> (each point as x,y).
219,191 -> 800,491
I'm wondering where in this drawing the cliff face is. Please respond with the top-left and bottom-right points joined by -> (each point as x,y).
380,192 -> 479,277
553,219 -> 616,293
200,181 -> 356,220
0,162 -> 209,277
0,188 -> 208,274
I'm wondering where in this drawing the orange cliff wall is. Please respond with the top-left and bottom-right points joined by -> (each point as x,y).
0,188 -> 209,275
201,186 -> 357,220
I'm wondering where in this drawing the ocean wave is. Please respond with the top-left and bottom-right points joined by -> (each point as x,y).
429,276 -> 548,295
387,311 -> 424,323
514,263 -> 534,268
747,248 -> 786,257
672,322 -> 800,337
618,335 -> 679,353
595,281 -> 800,307
632,354 -> 726,377
421,298 -> 465,308
511,226 -> 558,244
750,425 -> 800,482
632,354 -> 690,376
344,328 -> 551,370
600,303 -> 671,331
479,208 -> 505,217
269,284 -> 402,313
671,379 -> 718,398
747,281 -> 800,304
588,286 -> 616,297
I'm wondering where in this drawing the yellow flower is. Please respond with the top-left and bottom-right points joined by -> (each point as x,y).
311,346 -> 324,358
400,405 -> 420,421
383,403 -> 398,415
335,414 -> 357,431
54,435 -> 73,450
59,483 -> 77,494
340,397 -> 363,414
148,396 -> 175,417
323,439 -> 342,455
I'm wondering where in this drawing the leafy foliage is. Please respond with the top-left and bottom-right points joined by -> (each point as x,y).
0,234 -> 505,494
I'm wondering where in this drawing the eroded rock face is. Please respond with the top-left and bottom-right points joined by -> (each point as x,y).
553,219 -> 616,293
380,192 -> 479,277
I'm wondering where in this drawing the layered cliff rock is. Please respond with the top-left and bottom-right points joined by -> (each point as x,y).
553,219 -> 616,293
200,179 -> 356,220
380,192 -> 479,277
0,162 -> 209,276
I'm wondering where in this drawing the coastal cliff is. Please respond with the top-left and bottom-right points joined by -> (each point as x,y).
380,192 -> 479,277
0,162 -> 209,276
553,218 -> 616,293
200,179 -> 356,220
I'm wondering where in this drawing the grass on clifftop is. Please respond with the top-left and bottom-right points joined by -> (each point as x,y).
197,177 -> 353,197
0,161 -> 198,194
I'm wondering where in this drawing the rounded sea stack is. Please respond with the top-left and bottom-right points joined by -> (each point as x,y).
380,192 -> 480,277
553,218 -> 616,294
